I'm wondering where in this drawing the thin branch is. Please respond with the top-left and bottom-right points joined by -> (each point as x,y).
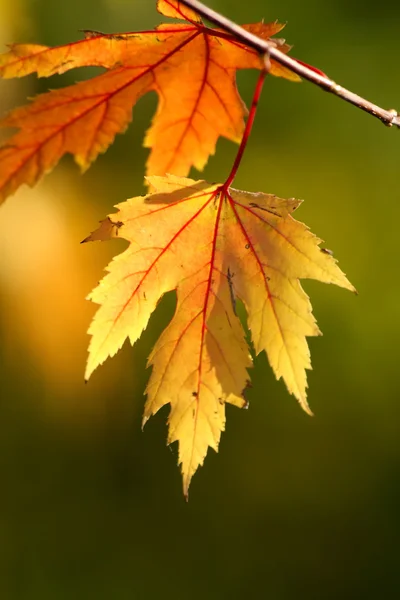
179,0 -> 400,128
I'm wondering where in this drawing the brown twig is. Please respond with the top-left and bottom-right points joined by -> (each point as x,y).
179,0 -> 400,128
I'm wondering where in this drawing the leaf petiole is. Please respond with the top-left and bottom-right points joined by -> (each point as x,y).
223,55 -> 269,190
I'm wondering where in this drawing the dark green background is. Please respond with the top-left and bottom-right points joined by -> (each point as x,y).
0,1 -> 399,598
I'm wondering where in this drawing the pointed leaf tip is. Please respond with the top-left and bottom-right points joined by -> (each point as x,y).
82,217 -> 123,244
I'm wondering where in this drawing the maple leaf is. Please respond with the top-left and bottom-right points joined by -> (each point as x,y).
83,174 -> 354,496
0,0 -> 299,204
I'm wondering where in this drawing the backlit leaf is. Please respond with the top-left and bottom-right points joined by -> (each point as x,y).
84,174 -> 354,495
0,0 -> 299,203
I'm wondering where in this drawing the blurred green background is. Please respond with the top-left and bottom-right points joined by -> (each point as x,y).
0,0 -> 399,598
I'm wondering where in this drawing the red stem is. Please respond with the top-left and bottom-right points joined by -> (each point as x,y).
223,68 -> 267,190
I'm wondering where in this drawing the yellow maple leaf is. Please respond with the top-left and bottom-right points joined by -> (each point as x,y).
83,174 -> 355,496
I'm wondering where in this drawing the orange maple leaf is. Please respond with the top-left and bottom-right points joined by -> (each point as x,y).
83,174 -> 354,496
0,0 -> 299,204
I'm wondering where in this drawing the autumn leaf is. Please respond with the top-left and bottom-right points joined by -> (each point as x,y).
0,0 -> 300,204
83,174 -> 354,496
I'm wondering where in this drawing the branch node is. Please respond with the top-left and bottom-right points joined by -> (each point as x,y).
263,51 -> 271,74
386,108 -> 399,128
